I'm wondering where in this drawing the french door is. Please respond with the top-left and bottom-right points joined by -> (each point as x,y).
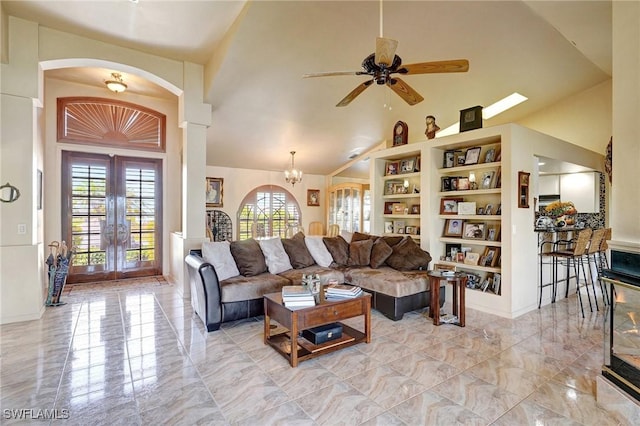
62,151 -> 162,283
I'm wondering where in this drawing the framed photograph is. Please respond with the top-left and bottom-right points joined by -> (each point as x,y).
441,177 -> 451,192
482,246 -> 501,267
384,221 -> 394,233
456,151 -> 466,166
459,105 -> 483,132
440,197 -> 463,214
400,157 -> 417,174
385,180 -> 403,195
481,171 -> 495,189
443,150 -> 455,168
457,177 -> 470,191
410,204 -> 420,214
486,224 -> 501,241
386,161 -> 399,176
484,204 -> 494,215
464,252 -> 480,265
37,169 -> 43,210
392,182 -> 407,194
518,171 -> 530,208
445,243 -> 462,258
496,204 -> 502,215
457,201 -> 476,215
394,220 -> 405,234
405,226 -> 417,235
484,148 -> 496,163
443,219 -> 463,237
450,177 -> 459,191
307,189 -> 320,206
206,177 -> 223,207
384,201 -> 395,214
392,203 -> 407,214
492,273 -> 502,294
463,222 -> 486,239
464,147 -> 482,165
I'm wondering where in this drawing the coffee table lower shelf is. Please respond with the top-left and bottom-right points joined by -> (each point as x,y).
266,323 -> 365,364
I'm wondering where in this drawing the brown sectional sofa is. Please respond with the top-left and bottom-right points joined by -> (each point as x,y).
185,232 -> 444,332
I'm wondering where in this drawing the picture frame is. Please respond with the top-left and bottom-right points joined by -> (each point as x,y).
385,161 -> 399,176
457,177 -> 470,191
482,246 -> 501,267
385,180 -> 403,195
450,177 -> 459,191
464,252 -> 480,265
400,157 -> 417,174
392,182 -> 407,194
37,169 -> 43,210
464,147 -> 482,165
481,171 -> 495,189
459,105 -> 483,132
410,204 -> 420,214
492,273 -> 502,294
440,197 -> 463,214
445,243 -> 462,258
463,222 -> 486,239
394,220 -> 405,234
443,219 -> 463,237
441,177 -> 452,192
518,171 -> 530,208
393,120 -> 408,146
484,148 -> 496,163
307,189 -> 320,206
456,151 -> 466,166
206,177 -> 223,207
457,201 -> 476,215
484,204 -> 494,215
384,221 -> 394,233
496,204 -> 502,215
392,203 -> 407,214
486,224 -> 501,241
405,226 -> 418,235
443,150 -> 455,168
384,201 -> 395,215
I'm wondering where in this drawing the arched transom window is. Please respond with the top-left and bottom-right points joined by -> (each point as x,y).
237,185 -> 301,240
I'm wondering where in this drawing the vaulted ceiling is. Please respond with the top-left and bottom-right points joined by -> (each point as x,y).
2,1 -> 611,178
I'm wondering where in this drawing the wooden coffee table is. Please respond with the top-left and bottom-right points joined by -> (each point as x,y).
263,288 -> 371,367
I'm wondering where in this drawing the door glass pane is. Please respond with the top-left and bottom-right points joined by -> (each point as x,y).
125,166 -> 156,263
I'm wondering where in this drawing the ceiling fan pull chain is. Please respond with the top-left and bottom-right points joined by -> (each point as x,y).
379,0 -> 384,38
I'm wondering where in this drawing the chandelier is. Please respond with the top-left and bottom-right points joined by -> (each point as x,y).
105,73 -> 127,93
284,151 -> 303,186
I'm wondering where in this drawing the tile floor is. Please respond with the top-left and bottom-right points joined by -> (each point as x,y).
0,278 -> 633,425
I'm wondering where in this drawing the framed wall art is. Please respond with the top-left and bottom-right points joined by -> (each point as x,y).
206,177 -> 223,207
307,189 -> 320,206
464,147 -> 482,165
459,105 -> 483,132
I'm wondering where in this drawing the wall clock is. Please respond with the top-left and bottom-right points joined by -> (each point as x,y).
393,121 -> 408,146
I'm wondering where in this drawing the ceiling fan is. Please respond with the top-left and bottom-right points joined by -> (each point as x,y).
304,37 -> 469,107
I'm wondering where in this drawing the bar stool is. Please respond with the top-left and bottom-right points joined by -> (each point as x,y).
547,228 -> 594,317
585,228 -> 608,305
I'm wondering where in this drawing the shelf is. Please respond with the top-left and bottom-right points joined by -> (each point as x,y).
383,193 -> 420,199
438,188 -> 500,197
383,233 -> 420,239
384,214 -> 420,219
438,161 -> 501,174
437,260 -> 500,274
439,215 -> 501,220
382,171 -> 420,181
440,237 -> 502,247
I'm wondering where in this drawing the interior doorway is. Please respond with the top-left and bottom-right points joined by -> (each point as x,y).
62,151 -> 163,283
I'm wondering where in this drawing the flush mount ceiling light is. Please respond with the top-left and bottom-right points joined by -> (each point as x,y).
284,151 -> 303,186
105,73 -> 127,93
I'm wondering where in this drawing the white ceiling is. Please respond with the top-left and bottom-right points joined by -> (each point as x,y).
2,1 -> 611,179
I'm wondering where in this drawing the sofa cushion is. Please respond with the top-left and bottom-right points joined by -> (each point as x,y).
344,266 -> 429,298
351,232 -> 374,242
220,272 -> 290,303
282,232 -> 315,269
201,241 -> 240,281
304,236 -> 334,267
382,236 -> 404,247
339,230 -> 353,243
385,237 -> 432,271
323,236 -> 350,266
348,239 -> 374,266
258,237 -> 293,274
278,266 -> 344,286
230,239 -> 268,277
369,238 -> 393,268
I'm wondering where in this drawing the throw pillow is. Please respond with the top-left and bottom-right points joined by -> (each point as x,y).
304,236 -> 334,267
258,237 -> 293,275
348,239 -> 374,266
323,235 -> 350,266
351,232 -> 375,242
230,239 -> 268,276
339,230 -> 353,243
369,238 -> 393,268
282,232 -> 315,269
382,235 -> 404,247
201,241 -> 240,281
385,237 -> 432,270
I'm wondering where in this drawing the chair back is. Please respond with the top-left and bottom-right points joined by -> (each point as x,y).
285,225 -> 304,238
308,221 -> 324,235
572,228 -> 593,256
587,228 -> 606,255
251,222 -> 266,238
600,227 -> 612,251
327,224 -> 340,237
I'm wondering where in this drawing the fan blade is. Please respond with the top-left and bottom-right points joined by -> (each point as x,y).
375,37 -> 398,67
387,77 -> 424,106
399,59 -> 469,75
303,71 -> 363,78
336,80 -> 374,107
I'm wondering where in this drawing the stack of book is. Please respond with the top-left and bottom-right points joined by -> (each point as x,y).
282,286 -> 316,308
325,284 -> 363,300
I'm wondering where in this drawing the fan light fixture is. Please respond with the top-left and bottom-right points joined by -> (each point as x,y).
284,151 -> 303,186
105,73 -> 127,93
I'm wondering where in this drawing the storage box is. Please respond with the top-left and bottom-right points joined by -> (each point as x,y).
302,323 -> 342,344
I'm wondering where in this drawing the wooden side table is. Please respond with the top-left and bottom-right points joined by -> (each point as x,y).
427,270 -> 467,327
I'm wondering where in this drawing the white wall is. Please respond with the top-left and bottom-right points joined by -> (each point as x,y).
206,165 -> 326,239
